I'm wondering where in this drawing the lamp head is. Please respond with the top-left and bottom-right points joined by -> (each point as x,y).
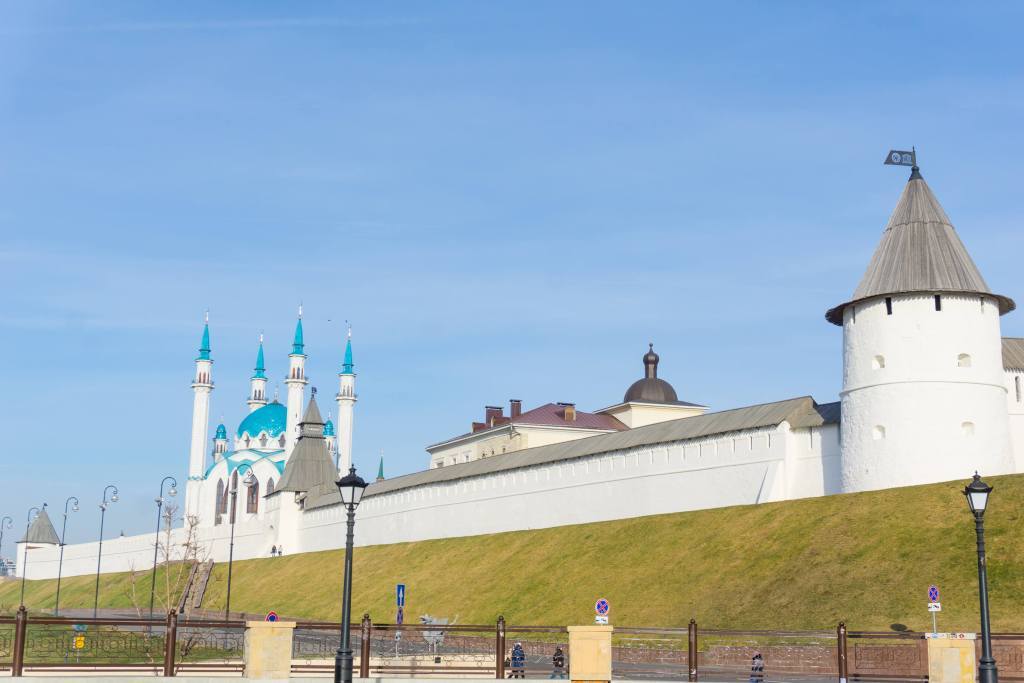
72,502 -> 79,513
964,472 -> 993,516
168,485 -> 178,498
336,465 -> 368,508
110,492 -> 119,503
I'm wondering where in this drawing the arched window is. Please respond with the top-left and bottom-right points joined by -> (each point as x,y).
872,425 -> 886,441
259,434 -> 268,448
872,355 -> 885,369
229,471 -> 239,524
278,435 -> 286,448
962,421 -> 975,437
244,436 -> 251,448
215,479 -> 225,524
247,479 -> 260,513
266,478 -> 275,496
957,353 -> 972,368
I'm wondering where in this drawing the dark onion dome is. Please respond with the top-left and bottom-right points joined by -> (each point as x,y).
623,344 -> 680,404
825,167 -> 1014,325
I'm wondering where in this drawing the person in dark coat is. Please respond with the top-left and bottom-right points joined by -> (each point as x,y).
511,642 -> 526,679
750,652 -> 764,683
550,646 -> 566,679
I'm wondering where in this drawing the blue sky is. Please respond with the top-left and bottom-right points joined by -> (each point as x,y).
1,2 -> 1022,543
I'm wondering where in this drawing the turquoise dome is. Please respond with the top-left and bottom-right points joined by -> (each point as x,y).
237,402 -> 287,438
215,423 -> 227,440
324,419 -> 335,436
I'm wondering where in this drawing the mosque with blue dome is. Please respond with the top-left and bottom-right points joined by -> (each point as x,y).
184,308 -> 356,528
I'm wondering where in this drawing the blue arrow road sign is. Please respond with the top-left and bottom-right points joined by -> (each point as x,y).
397,583 -> 406,607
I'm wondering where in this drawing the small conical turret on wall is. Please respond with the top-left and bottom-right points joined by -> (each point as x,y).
284,306 -> 308,456
830,165 -> 1017,493
186,312 -> 214,518
335,326 -> 357,476
248,334 -> 269,413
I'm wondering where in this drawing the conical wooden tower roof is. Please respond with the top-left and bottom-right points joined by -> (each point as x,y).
826,168 -> 1014,325
276,396 -> 336,494
20,507 -> 59,545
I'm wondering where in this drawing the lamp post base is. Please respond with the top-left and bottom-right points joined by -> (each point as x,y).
979,657 -> 998,683
335,647 -> 353,683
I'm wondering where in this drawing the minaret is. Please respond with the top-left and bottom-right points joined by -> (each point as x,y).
324,413 -> 337,467
284,306 -> 308,456
248,334 -> 268,413
335,325 -> 357,475
186,313 -> 214,518
827,163 -> 1017,493
376,451 -> 385,482
213,422 -> 229,461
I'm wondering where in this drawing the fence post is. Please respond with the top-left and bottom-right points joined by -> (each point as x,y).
359,613 -> 371,678
11,605 -> 27,677
688,618 -> 698,682
495,615 -> 506,679
163,610 -> 178,676
837,622 -> 848,683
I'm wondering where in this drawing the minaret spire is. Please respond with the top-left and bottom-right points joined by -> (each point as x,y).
284,305 -> 308,455
335,323 -> 357,476
186,312 -> 215,517
247,333 -> 269,413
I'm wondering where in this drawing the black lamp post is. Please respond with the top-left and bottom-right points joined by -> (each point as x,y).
20,506 -> 42,607
225,464 -> 255,621
149,476 -> 178,619
93,484 -> 119,618
0,516 -> 13,576
334,465 -> 368,683
55,496 -> 80,615
965,473 -> 997,683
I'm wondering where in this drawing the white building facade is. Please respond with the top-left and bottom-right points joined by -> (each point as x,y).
16,166 -> 1024,581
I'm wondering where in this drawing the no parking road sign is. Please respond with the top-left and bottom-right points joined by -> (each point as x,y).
928,586 -> 940,602
595,598 -> 610,625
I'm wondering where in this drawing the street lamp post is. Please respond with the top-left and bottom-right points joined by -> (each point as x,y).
0,516 -> 12,576
225,464 -> 255,621
93,485 -> 119,618
54,496 -> 80,616
148,477 -> 178,619
965,473 -> 998,683
334,465 -> 368,683
20,506 -> 42,608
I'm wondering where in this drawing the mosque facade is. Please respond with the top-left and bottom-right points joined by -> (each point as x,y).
15,166 -> 1024,581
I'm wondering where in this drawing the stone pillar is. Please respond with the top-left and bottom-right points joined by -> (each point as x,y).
926,635 -> 976,683
568,625 -> 613,683
244,620 -> 296,679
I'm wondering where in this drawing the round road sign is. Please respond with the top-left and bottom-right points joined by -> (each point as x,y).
266,611 -> 279,622
595,599 -> 610,615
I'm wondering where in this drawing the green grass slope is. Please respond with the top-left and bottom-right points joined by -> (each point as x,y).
3,474 -> 1023,631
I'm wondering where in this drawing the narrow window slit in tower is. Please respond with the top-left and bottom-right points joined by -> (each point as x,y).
934,295 -> 942,311
885,297 -> 893,315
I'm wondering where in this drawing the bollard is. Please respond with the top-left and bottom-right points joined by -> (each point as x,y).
688,618 -> 698,682
359,613 -> 372,678
163,610 -> 178,676
12,605 -> 27,677
495,615 -> 506,679
837,622 -> 848,683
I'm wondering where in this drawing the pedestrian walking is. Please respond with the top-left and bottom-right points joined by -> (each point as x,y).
511,642 -> 526,679
550,645 -> 567,679
750,652 -> 764,683
505,649 -> 513,678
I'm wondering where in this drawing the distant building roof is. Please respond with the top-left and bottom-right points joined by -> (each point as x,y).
428,402 -> 626,451
307,396 -> 839,510
827,168 -> 1015,325
1004,338 -> 1024,370
622,344 -> 701,406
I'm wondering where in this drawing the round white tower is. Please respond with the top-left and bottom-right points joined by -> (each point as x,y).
284,306 -> 308,455
335,327 -> 357,475
185,313 -> 214,518
247,334 -> 269,413
828,166 -> 1017,493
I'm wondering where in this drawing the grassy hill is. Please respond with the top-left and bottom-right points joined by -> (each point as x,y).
3,473 -> 1024,631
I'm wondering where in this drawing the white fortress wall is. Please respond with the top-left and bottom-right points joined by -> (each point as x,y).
19,420 -> 837,580
295,421 -> 837,554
